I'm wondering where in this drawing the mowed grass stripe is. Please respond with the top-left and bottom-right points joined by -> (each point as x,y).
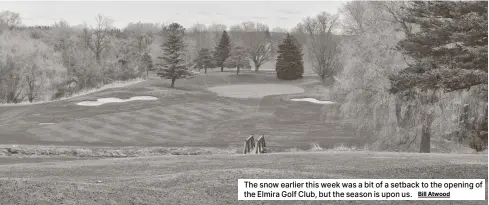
145,108 -> 191,128
54,123 -> 100,142
157,106 -> 192,123
121,110 -> 194,140
90,115 -> 142,142
203,103 -> 235,117
68,122 -> 111,143
217,101 -> 250,113
211,101 -> 247,113
135,109 -> 185,130
27,126 -> 67,142
81,118 -> 135,143
189,103 -> 226,117
173,109 -> 207,125
93,115 -> 145,143
177,104 -> 219,121
169,105 -> 209,124
132,109 -> 199,141
106,112 -> 172,142
63,123 -> 104,143
130,123 -> 169,143
40,124 -> 81,141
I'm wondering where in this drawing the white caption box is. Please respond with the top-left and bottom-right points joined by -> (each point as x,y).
238,179 -> 486,200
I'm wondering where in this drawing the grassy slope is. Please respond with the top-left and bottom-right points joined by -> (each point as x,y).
0,71 -> 363,151
0,151 -> 486,205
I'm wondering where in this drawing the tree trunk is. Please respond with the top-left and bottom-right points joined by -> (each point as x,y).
28,91 -> 34,102
236,66 -> 240,75
205,67 -> 207,74
95,52 -> 101,64
221,65 -> 224,72
420,111 -> 434,153
419,123 -> 431,153
146,69 -> 149,78
254,65 -> 260,72
170,77 -> 176,88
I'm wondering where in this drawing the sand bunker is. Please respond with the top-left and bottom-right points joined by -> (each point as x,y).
208,84 -> 304,98
76,96 -> 158,106
290,98 -> 335,104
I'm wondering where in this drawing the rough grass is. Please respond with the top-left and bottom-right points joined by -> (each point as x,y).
0,145 -> 242,158
0,143 -> 369,158
0,151 -> 486,205
0,78 -> 146,107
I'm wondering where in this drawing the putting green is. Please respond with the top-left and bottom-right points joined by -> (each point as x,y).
208,84 -> 304,98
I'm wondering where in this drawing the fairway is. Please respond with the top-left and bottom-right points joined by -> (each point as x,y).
0,72 -> 362,150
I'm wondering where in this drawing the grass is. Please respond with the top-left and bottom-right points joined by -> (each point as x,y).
0,70 -> 482,154
0,71 -> 363,151
0,69 -> 486,204
0,143 -> 363,158
0,145 -> 241,158
208,84 -> 305,98
0,151 -> 486,205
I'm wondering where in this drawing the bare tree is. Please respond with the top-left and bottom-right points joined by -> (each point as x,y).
52,20 -> 74,53
0,10 -> 21,30
189,23 -> 213,50
124,22 -> 154,53
341,1 -> 412,35
272,27 -> 288,33
89,14 -> 114,63
80,24 -> 92,49
301,12 -> 341,84
340,1 -> 369,35
233,21 -> 275,72
207,23 -> 227,46
0,56 -> 24,103
24,62 -> 46,102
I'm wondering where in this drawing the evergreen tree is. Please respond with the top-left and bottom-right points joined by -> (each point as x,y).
389,1 -> 488,153
225,46 -> 250,75
195,48 -> 214,74
275,33 -> 304,80
214,30 -> 231,72
156,23 -> 192,88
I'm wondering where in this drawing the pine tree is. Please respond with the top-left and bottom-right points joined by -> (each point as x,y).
214,30 -> 231,72
389,1 -> 488,153
195,48 -> 214,74
156,23 -> 192,88
275,33 -> 304,80
225,46 -> 250,75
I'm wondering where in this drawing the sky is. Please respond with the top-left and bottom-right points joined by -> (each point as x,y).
0,1 -> 346,30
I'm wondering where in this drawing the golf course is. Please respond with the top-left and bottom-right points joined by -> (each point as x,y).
0,70 -> 486,204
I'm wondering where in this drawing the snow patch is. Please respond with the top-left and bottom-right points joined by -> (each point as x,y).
39,123 -> 55,125
290,98 -> 335,104
77,96 -> 158,106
